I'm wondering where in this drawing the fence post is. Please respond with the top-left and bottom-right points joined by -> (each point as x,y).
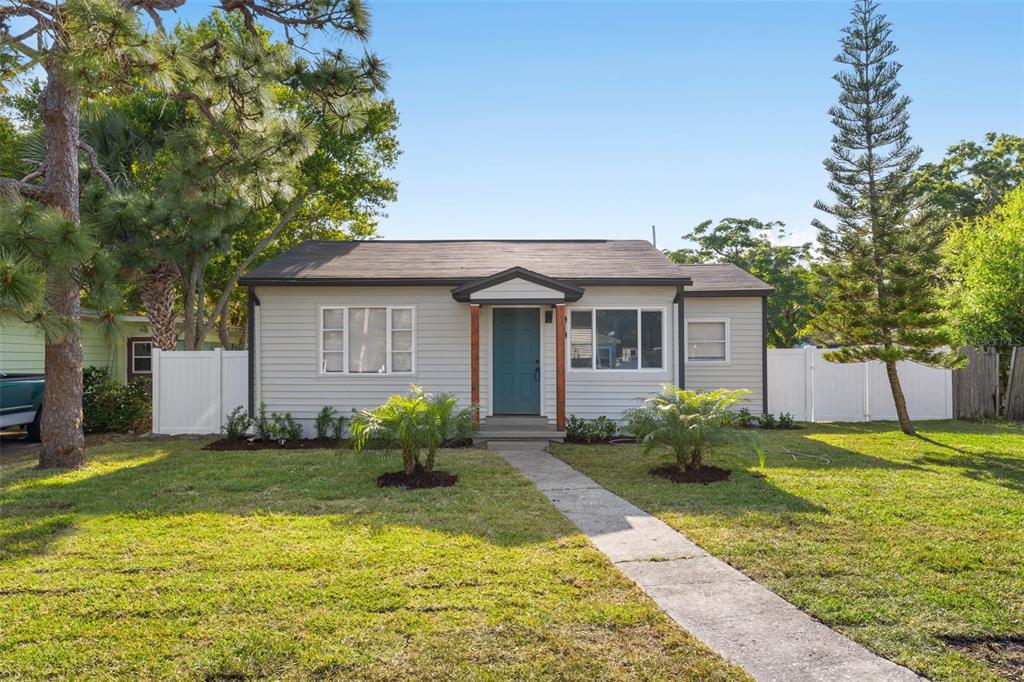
805,346 -> 815,422
215,346 -> 224,433
863,361 -> 870,421
152,348 -> 161,434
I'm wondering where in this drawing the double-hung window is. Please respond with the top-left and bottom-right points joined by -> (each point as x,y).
569,308 -> 664,370
320,306 -> 415,375
686,320 -> 729,363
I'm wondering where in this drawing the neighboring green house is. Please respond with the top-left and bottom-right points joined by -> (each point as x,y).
0,311 -> 241,384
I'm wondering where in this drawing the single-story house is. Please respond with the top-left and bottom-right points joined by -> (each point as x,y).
240,239 -> 772,443
0,311 -> 241,384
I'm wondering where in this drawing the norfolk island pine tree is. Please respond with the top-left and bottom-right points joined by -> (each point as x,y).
809,0 -> 962,435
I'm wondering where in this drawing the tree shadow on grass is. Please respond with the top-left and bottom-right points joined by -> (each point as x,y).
912,451 -> 1024,495
0,443 -> 577,563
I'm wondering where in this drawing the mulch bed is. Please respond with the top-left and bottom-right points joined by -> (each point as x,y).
943,636 -> 1024,681
564,437 -> 638,446
377,468 -> 458,489
203,437 -> 343,451
651,464 -> 731,484
203,437 -> 476,452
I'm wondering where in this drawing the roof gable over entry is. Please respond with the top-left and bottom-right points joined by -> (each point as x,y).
450,267 -> 584,303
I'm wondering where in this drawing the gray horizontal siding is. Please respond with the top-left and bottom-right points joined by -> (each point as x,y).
684,296 -> 764,413
470,278 -> 563,301
255,286 -> 472,435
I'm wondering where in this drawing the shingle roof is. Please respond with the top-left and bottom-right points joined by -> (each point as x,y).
241,239 -> 692,285
239,239 -> 771,294
676,263 -> 774,295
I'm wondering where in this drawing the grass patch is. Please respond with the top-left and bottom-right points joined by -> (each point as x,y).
0,440 -> 746,681
553,420 -> 1024,682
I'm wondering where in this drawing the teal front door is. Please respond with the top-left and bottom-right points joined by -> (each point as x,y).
492,308 -> 541,414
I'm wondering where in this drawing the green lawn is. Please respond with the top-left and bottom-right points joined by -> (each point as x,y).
0,440 -> 747,681
554,420 -> 1024,682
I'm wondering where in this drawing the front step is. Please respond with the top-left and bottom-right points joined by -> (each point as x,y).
474,416 -> 565,448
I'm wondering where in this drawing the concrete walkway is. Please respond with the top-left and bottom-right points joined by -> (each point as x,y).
497,444 -> 924,682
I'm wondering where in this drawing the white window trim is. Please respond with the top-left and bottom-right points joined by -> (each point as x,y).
566,306 -> 667,373
131,340 -> 153,374
685,318 -> 731,365
318,305 -> 417,376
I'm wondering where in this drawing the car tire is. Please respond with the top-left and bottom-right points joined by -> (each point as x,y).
26,409 -> 41,442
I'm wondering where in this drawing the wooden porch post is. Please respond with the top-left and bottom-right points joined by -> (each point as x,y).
555,303 -> 566,431
471,304 -> 480,423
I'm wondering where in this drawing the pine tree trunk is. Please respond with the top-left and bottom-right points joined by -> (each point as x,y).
140,261 -> 179,351
38,71 -> 85,469
885,360 -> 915,435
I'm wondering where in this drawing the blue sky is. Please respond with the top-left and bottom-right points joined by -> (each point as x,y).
193,1 -> 1023,250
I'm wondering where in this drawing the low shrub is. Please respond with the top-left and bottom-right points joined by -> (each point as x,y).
269,412 -> 303,442
757,412 -> 777,429
735,407 -> 756,428
253,401 -> 273,441
777,412 -> 796,429
565,415 -> 618,443
83,366 -> 151,434
331,414 -> 347,441
315,406 -> 338,440
223,406 -> 252,440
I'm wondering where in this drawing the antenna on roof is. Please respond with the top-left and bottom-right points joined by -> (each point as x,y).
651,225 -> 657,248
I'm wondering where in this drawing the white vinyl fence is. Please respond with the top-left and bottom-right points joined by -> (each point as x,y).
768,347 -> 953,422
152,348 -> 249,434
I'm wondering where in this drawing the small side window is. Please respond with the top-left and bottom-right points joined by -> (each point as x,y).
687,321 -> 728,362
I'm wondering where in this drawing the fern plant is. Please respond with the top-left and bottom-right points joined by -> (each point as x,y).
624,386 -> 751,472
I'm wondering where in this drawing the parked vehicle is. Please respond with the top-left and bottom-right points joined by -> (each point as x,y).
0,373 -> 44,440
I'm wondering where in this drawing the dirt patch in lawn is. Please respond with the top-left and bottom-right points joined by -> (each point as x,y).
377,468 -> 459,489
944,636 -> 1024,681
650,464 -> 732,484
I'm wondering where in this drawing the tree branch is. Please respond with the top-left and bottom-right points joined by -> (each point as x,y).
200,189 -> 311,340
78,141 -> 115,191
175,91 -> 240,150
0,176 -> 48,202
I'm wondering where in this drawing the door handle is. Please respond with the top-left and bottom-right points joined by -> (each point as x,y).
535,365 -> 540,381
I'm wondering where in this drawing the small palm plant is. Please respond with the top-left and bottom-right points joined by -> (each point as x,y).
624,386 -> 751,473
350,386 -> 477,476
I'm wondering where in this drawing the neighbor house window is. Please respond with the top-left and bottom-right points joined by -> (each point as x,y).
686,320 -> 729,363
131,341 -> 152,374
569,308 -> 664,370
320,306 -> 415,375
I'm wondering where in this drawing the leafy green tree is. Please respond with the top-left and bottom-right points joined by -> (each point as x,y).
623,386 -> 750,473
942,186 -> 1024,348
0,0 -> 383,468
917,133 -> 1024,222
809,0 -> 961,436
666,218 -> 813,347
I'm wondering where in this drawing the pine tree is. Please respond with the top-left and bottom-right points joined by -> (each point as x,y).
0,0 -> 382,468
810,0 -> 961,435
